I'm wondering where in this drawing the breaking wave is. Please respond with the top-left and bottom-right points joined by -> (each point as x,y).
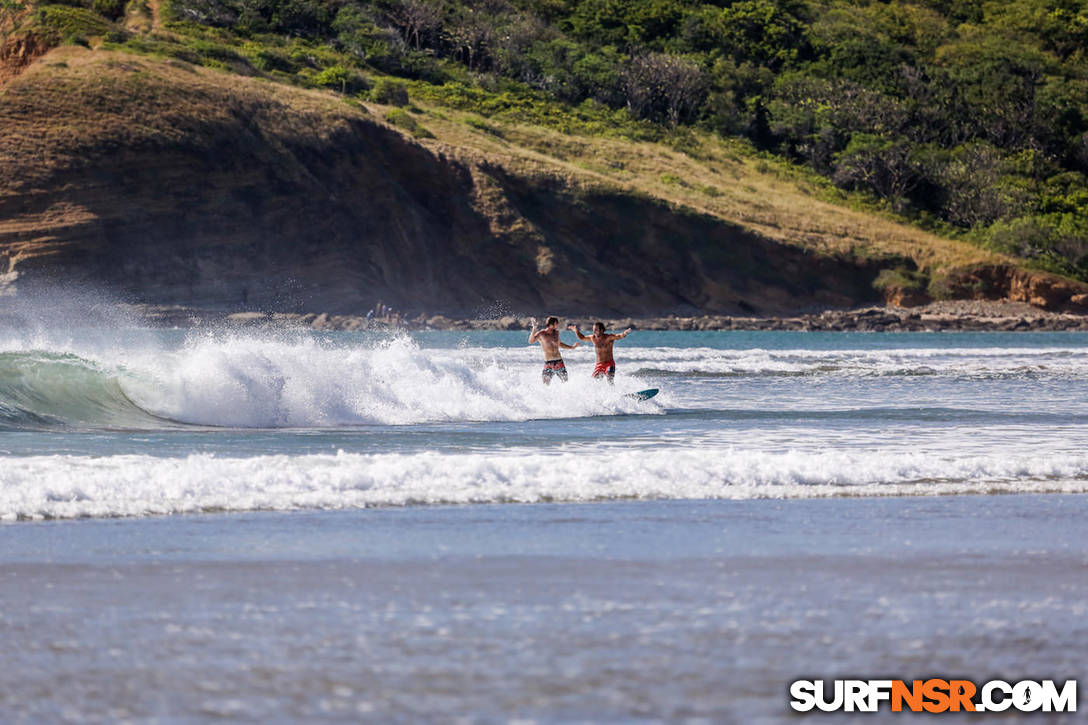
3,332 -> 1087,430
0,335 -> 659,430
0,351 -> 168,429
5,448 -> 1088,520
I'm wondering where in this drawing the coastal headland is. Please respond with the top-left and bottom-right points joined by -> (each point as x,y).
3,40 -> 1088,322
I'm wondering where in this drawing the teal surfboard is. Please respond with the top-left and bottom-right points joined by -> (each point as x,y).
626,388 -> 659,401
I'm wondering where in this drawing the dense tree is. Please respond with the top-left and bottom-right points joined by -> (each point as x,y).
935,36 -> 1052,151
928,142 -> 1025,227
384,0 -> 443,50
982,0 -> 1088,61
832,133 -> 922,211
623,52 -> 706,125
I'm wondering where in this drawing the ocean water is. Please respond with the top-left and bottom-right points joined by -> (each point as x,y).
3,325 -> 1087,722
3,327 -> 1088,519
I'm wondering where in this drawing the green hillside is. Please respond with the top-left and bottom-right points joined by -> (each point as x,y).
12,0 -> 1083,276
3,0 -> 1088,314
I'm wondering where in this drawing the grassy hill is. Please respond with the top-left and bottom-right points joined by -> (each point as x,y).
2,0 -> 1087,315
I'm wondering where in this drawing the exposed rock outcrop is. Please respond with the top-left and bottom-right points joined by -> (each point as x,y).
0,10 -> 48,86
938,265 -> 1088,312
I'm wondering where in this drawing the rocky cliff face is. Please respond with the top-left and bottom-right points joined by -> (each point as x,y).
3,109 -> 499,314
1,47 -> 1082,318
0,7 -> 41,85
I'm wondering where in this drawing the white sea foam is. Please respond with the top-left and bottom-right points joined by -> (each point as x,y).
118,339 -> 1088,428
0,335 -> 660,428
4,448 -> 1088,520
2,330 -> 1087,430
617,346 -> 1088,377
417,343 -> 1088,378
122,335 -> 663,426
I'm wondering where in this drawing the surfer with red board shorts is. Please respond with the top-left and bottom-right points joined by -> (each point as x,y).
569,322 -> 632,384
529,316 -> 581,384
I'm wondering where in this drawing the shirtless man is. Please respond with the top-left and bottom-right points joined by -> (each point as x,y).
569,321 -> 631,384
528,316 -> 580,384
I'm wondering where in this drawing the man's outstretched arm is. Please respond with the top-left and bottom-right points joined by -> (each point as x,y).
567,324 -> 592,342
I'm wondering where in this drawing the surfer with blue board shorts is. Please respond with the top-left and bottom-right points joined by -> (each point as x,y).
569,322 -> 632,385
529,316 -> 581,384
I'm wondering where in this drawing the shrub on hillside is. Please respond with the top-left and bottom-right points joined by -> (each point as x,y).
873,267 -> 928,294
33,4 -> 115,42
314,64 -> 369,93
246,45 -> 296,73
984,215 -> 1088,277
465,116 -> 504,137
384,108 -> 434,138
371,78 -> 409,106
43,0 -> 123,18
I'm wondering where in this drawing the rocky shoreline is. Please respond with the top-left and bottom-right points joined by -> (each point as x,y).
110,300 -> 1088,332
5,300 -> 1087,332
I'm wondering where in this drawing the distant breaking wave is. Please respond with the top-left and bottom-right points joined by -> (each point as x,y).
623,346 -> 1088,378
5,448 -> 1088,520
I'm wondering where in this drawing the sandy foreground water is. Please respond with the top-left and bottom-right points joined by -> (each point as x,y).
1,495 -> 1085,724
